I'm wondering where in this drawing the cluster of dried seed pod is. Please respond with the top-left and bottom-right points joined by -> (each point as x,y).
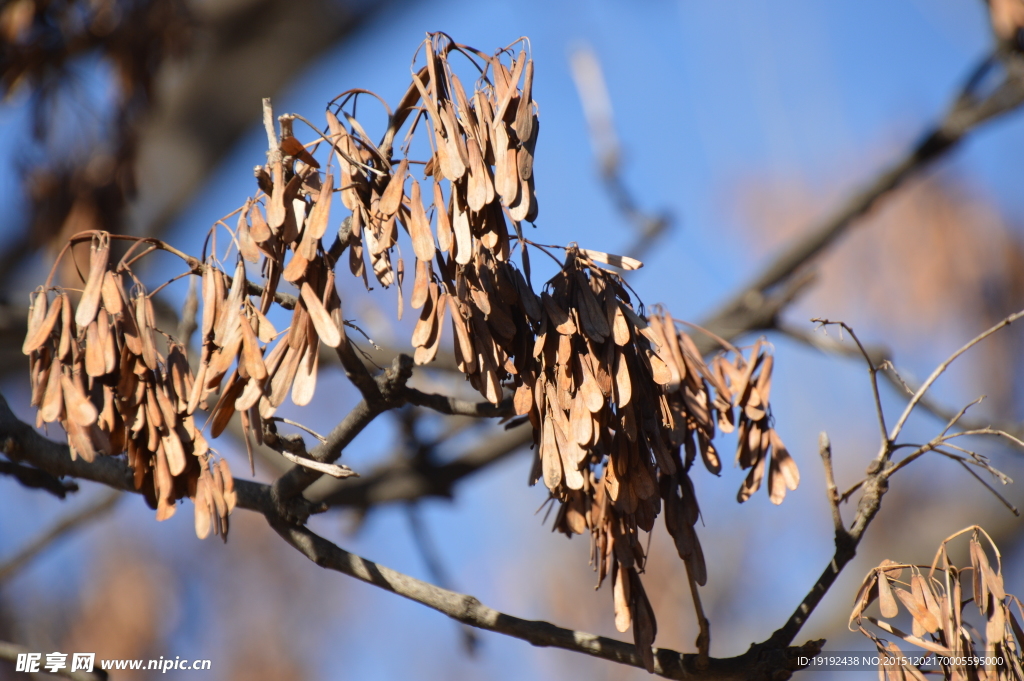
713,339 -> 799,504
499,248 -> 797,665
852,528 -> 1024,680
24,34 -> 802,655
326,33 -> 537,304
190,254 -> 343,473
410,244 -> 536,403
24,232 -> 235,532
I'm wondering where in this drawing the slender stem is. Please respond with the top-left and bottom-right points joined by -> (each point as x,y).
888,309 -> 1024,442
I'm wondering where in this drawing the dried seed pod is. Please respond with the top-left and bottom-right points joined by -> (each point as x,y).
75,233 -> 110,328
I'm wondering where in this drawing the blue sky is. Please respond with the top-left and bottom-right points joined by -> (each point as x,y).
3,0 -> 1024,679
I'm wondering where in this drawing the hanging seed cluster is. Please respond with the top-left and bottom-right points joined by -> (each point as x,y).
327,33 -> 540,294
23,233 -> 236,535
497,248 -> 795,667
325,33 -> 538,386
852,529 -> 1024,681
26,34 -> 800,654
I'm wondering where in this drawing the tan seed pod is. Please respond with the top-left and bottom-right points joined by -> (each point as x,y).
249,202 -> 271,243
282,250 -> 310,284
645,351 -> 672,385
407,179 -> 436,262
379,159 -> 408,218
465,136 -> 491,212
300,282 -> 341,348
267,160 -> 287,231
494,50 -> 526,123
767,429 -> 799,500
613,348 -> 632,407
98,309 -> 117,375
237,202 -> 260,263
40,356 -> 64,423
579,248 -> 643,271
162,429 -> 187,477
613,562 -> 632,633
433,180 -> 453,253
239,311 -> 268,382
410,258 -> 430,310
451,188 -> 472,266
24,288 -> 48,354
448,296 -> 477,373
291,337 -> 319,407
205,324 -> 243,389
492,122 -> 517,204
23,291 -> 61,355
508,166 -> 531,222
194,474 -> 213,540
610,303 -> 630,347
61,373 -> 98,427
414,291 -> 447,365
133,294 -> 159,371
234,375 -> 265,412
540,416 -> 563,491
541,293 -> 576,335
75,234 -> 109,328
578,356 -> 605,413
514,60 -> 534,143
210,371 -> 246,438
268,343 -> 302,409
411,283 -> 438,348
84,321 -> 105,377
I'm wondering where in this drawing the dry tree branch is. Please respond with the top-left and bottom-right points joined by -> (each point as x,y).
0,391 -> 820,681
0,489 -> 121,584
5,30 -> 1024,681
0,458 -> 78,499
768,308 -> 1024,648
817,432 -> 846,537
699,49 -> 1024,345
811,319 -> 888,444
887,309 -> 1024,444
776,323 -> 1024,445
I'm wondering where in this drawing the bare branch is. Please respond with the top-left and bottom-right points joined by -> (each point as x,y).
811,319 -> 888,445
405,389 -> 514,418
314,426 -> 533,509
271,355 -> 414,512
0,458 -> 78,499
266,515 -> 820,681
778,323 -> 1024,447
279,451 -> 359,479
817,432 -> 845,536
699,50 -> 1024,345
888,308 -> 1024,442
4,391 -> 822,681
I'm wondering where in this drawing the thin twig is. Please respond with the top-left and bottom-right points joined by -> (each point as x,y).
699,49 -> 1024,347
2,394 -> 821,681
888,309 -> 1024,443
812,319 -> 888,445
818,432 -> 845,535
279,451 -> 359,479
